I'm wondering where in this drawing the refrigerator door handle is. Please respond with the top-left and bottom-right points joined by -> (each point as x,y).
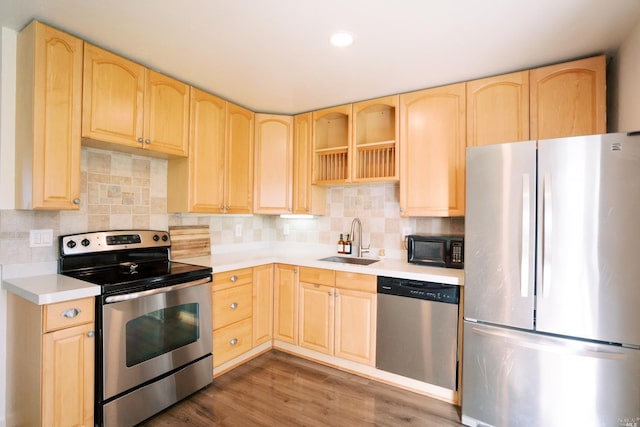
470,326 -> 626,360
521,174 -> 530,297
541,172 -> 552,298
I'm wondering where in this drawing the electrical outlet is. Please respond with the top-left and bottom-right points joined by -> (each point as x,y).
30,229 -> 53,247
283,224 -> 290,236
234,224 -> 242,237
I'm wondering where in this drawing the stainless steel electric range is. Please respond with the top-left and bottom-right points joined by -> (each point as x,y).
59,230 -> 213,427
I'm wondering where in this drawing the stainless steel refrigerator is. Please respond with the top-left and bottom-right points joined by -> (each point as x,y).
462,133 -> 640,427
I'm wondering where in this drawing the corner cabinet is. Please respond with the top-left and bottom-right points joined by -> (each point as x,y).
167,94 -> 254,214
82,43 -> 190,157
15,20 -> 82,210
273,264 -> 299,344
293,113 -> 326,215
530,55 -> 606,140
7,295 -> 94,427
399,83 -> 466,217
253,114 -> 293,214
253,264 -> 274,346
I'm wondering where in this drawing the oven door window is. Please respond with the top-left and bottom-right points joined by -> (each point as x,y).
125,303 -> 200,367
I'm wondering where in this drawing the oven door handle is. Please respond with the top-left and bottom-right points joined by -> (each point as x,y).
104,276 -> 212,303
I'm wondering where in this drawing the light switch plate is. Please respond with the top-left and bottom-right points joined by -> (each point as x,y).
234,224 -> 242,237
30,229 -> 53,247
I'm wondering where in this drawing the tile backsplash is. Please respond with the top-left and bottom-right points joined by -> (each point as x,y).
0,146 -> 463,266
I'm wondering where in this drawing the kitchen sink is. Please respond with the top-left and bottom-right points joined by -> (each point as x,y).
318,256 -> 379,266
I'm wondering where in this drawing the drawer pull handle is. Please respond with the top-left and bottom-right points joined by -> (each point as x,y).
230,275 -> 238,282
62,308 -> 81,318
230,302 -> 238,309
229,338 -> 238,346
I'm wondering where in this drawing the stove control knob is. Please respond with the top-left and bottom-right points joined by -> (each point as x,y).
81,238 -> 90,247
161,234 -> 168,242
153,234 -> 160,241
66,240 -> 77,249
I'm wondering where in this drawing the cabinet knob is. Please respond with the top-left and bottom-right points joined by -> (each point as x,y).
137,137 -> 144,143
293,269 -> 298,274
229,338 -> 238,346
230,275 -> 238,282
230,302 -> 238,309
144,139 -> 151,145
87,331 -> 95,338
73,198 -> 81,205
62,308 -> 81,318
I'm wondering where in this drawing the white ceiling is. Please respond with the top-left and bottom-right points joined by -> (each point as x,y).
1,0 -> 640,115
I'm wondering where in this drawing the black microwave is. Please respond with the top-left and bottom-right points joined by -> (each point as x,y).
407,235 -> 464,269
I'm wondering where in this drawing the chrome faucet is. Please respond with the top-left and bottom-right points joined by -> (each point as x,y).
350,217 -> 370,257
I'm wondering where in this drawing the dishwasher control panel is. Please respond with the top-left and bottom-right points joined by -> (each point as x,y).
377,276 -> 459,304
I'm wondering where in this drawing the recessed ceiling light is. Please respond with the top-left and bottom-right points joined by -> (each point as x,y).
330,32 -> 354,47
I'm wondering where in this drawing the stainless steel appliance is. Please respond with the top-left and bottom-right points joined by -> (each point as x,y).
463,133 -> 640,426
59,230 -> 213,427
407,234 -> 464,269
376,276 -> 459,389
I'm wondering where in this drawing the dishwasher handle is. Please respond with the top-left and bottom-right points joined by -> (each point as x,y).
377,276 -> 459,304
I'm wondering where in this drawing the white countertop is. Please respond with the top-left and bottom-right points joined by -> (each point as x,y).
2,274 -> 101,305
178,247 -> 465,285
1,245 -> 463,305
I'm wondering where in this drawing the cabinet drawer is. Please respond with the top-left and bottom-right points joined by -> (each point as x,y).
335,271 -> 376,293
213,268 -> 253,291
213,317 -> 253,367
213,283 -> 252,329
43,297 -> 95,332
299,267 -> 335,286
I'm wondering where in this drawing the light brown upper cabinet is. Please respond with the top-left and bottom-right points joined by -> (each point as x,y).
167,88 -> 226,213
293,113 -> 326,215
530,55 -> 606,140
467,71 -> 530,147
352,95 -> 399,182
15,21 -> 83,210
225,103 -> 255,214
313,104 -> 352,184
82,43 -> 190,157
167,92 -> 253,214
399,83 -> 466,217
254,114 -> 293,214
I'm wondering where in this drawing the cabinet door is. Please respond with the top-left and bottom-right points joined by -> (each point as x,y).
530,56 -> 606,140
399,83 -> 466,217
273,264 -> 299,344
467,71 -> 529,147
15,21 -> 82,210
334,289 -> 376,366
82,43 -> 145,148
299,281 -> 334,355
143,70 -> 190,156
293,113 -> 326,215
253,264 -> 274,346
225,102 -> 254,213
168,88 -> 226,213
42,322 -> 94,427
254,114 -> 293,214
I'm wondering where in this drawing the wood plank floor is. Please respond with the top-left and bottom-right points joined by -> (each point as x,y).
140,350 -> 463,426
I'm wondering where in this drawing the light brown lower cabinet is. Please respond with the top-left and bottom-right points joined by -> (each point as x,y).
7,294 -> 94,427
298,267 -> 377,366
212,268 -> 254,368
273,264 -> 299,344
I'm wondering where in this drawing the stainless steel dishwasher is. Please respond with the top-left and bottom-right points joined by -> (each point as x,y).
376,276 -> 460,389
